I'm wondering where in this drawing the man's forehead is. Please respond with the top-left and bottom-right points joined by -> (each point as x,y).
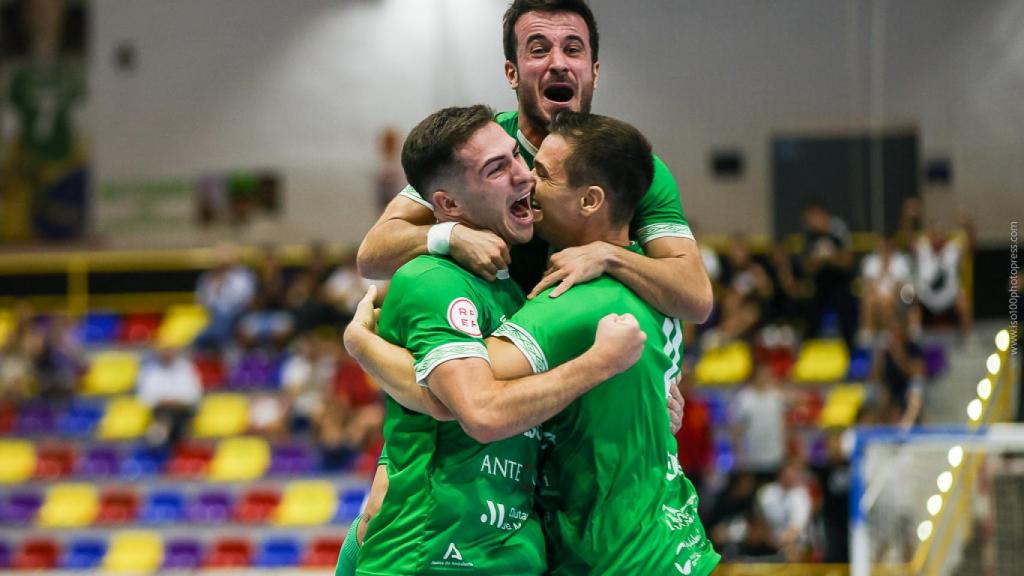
536,134 -> 571,171
515,11 -> 590,44
456,122 -> 514,167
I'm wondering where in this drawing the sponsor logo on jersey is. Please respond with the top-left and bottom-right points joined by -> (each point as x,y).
666,451 -> 684,481
447,297 -> 482,337
663,494 -> 699,531
430,542 -> 474,568
480,499 -> 529,531
674,538 -> 704,574
480,454 -> 525,481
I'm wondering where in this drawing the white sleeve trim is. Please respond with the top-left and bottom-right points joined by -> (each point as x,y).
636,222 -> 695,245
414,341 -> 489,385
492,322 -> 548,374
398,184 -> 434,209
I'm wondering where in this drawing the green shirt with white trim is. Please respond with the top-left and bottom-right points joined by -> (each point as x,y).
398,110 -> 694,294
493,243 -> 720,576
356,255 -> 545,576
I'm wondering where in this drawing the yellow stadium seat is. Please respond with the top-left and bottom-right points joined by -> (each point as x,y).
275,480 -> 337,526
193,393 -> 249,438
0,310 -> 13,347
103,531 -> 163,573
0,440 -> 37,484
97,397 -> 151,440
794,339 -> 850,384
820,384 -> 866,428
82,351 -> 140,396
155,305 -> 209,348
209,436 -> 270,481
38,483 -> 99,528
695,341 -> 753,386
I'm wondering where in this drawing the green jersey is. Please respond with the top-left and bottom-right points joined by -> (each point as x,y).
8,62 -> 84,162
357,255 -> 545,576
493,244 -> 720,576
398,110 -> 694,294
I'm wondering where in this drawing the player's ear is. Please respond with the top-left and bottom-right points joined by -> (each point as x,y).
580,185 -> 605,218
433,190 -> 462,219
504,61 -> 519,90
592,60 -> 600,90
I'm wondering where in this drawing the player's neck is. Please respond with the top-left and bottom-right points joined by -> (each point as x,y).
572,224 -> 630,249
517,111 -> 547,150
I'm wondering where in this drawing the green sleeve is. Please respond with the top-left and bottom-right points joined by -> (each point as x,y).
631,155 -> 695,246
492,288 -> 595,375
396,184 -> 433,209
382,266 -> 490,384
334,512 -> 362,576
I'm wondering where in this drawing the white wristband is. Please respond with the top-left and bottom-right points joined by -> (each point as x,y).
427,222 -> 459,255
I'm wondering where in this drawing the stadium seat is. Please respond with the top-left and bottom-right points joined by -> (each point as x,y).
846,347 -> 872,381
269,443 -> 318,475
38,483 -> 100,528
0,540 -> 10,569
923,343 -> 948,378
194,354 -> 226,390
140,490 -> 186,524
337,487 -> 369,522
120,445 -> 167,479
13,538 -> 60,570
694,341 -> 753,386
2,491 -> 42,525
62,538 -> 107,570
228,352 -> 281,390
79,445 -> 121,477
275,480 -> 338,526
0,440 -> 37,484
234,488 -> 281,524
209,436 -> 270,481
166,442 -> 213,477
58,400 -> 106,437
192,393 -> 249,438
820,384 -> 866,428
103,531 -> 164,573
256,537 -> 302,568
97,488 -> 140,525
16,402 -> 56,435
304,536 -> 344,568
0,402 -> 15,435
186,489 -> 233,524
118,313 -> 162,344
204,537 -> 253,568
82,351 -> 140,395
97,396 -> 151,440
793,339 -> 850,383
0,309 -> 13,347
155,305 -> 208,348
163,539 -> 203,570
34,444 -> 76,479
80,312 -> 121,345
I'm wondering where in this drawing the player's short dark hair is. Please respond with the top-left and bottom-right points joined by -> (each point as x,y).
401,105 -> 495,199
549,111 -> 652,226
502,0 -> 599,64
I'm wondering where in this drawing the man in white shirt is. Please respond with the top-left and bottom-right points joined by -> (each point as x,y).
137,344 -> 203,447
731,365 -> 788,480
756,460 -> 812,561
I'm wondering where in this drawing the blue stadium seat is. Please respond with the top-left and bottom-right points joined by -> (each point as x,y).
140,490 -> 186,524
57,401 -> 105,438
337,488 -> 368,523
255,537 -> 302,568
79,313 -> 122,345
62,538 -> 107,570
120,445 -> 167,479
846,347 -> 872,381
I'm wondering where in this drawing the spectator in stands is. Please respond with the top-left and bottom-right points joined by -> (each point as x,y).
764,241 -> 806,326
0,321 -> 36,402
731,365 -> 789,482
708,234 -> 774,344
871,311 -> 925,428
323,258 -> 380,322
755,459 -> 813,562
35,313 -> 83,401
373,127 -> 405,214
914,217 -> 974,340
137,343 -> 203,448
193,244 -> 255,350
248,390 -> 286,438
314,393 -> 383,472
859,235 -> 913,346
287,243 -> 344,335
238,245 -> 294,348
801,202 -> 856,347
813,429 -> 853,563
281,334 -> 336,432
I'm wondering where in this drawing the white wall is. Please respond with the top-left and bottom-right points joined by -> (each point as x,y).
91,0 -> 1023,247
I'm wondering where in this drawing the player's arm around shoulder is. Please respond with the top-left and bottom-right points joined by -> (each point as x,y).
357,189 -> 511,282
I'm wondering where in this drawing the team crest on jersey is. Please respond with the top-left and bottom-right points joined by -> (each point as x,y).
447,297 -> 482,337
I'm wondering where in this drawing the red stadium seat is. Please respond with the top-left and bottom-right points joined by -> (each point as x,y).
233,488 -> 281,524
304,536 -> 344,568
204,538 -> 253,568
0,402 -> 15,435
194,355 -> 226,391
96,488 -> 140,525
34,445 -> 75,480
14,538 -> 60,570
118,313 -> 163,344
167,443 -> 213,478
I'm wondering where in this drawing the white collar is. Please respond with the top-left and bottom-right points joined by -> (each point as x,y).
516,129 -> 539,157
